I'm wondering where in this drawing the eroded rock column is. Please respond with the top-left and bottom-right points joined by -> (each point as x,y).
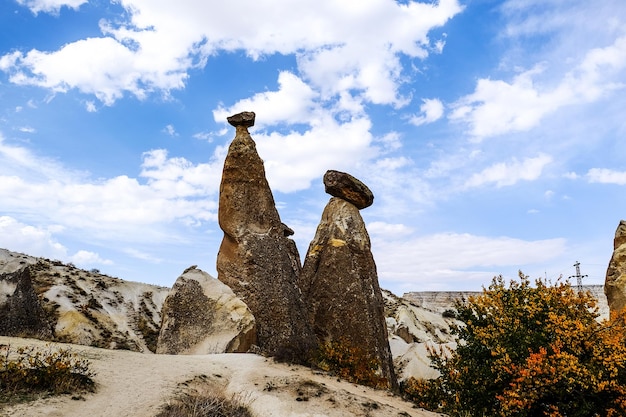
216,111 -> 316,360
300,170 -> 397,389
605,220 -> 626,313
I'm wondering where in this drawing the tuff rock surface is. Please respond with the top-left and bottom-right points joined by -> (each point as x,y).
216,112 -> 316,359
323,170 -> 374,210
0,266 -> 53,339
157,266 -> 256,354
0,248 -> 167,352
383,290 -> 458,381
300,197 -> 397,389
605,220 -> 626,313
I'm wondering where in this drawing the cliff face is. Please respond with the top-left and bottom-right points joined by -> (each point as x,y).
404,285 -> 610,321
0,248 -> 168,352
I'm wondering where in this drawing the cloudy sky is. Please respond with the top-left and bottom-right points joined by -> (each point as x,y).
1,0 -> 625,294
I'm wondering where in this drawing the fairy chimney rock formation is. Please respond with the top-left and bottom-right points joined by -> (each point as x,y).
323,170 -> 374,209
156,266 -> 256,354
300,174 -> 397,389
216,111 -> 316,359
605,220 -> 626,313
0,266 -> 53,339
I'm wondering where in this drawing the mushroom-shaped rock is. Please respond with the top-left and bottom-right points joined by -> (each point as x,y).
299,197 -> 397,389
323,170 -> 374,209
216,112 -> 316,360
605,220 -> 626,313
227,111 -> 255,128
156,266 -> 256,354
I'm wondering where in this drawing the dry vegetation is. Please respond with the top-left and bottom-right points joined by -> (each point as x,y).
0,343 -> 96,405
156,375 -> 253,417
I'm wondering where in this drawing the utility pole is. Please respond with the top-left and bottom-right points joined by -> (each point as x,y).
569,261 -> 587,292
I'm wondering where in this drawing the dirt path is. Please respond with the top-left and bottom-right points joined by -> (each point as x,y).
0,337 -> 443,417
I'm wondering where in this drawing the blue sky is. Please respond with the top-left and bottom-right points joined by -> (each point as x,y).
1,0 -> 625,295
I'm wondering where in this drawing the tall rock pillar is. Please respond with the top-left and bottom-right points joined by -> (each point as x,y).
216,111 -> 316,360
300,170 -> 398,389
605,220 -> 626,313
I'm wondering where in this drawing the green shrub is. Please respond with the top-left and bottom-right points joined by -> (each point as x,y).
316,338 -> 388,389
441,309 -> 456,318
0,344 -> 96,404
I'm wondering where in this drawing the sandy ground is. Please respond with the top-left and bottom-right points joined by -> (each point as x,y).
0,337 -> 444,417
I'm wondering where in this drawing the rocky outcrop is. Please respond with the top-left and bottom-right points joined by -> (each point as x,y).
404,287 -> 610,320
383,290 -> 458,381
0,248 -> 168,352
216,112 -> 316,360
156,266 -> 256,354
605,220 -> 626,313
0,266 -> 53,339
323,170 -> 374,209
300,194 -> 397,389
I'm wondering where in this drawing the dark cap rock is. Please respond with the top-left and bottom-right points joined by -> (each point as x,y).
323,170 -> 374,210
227,111 -> 256,128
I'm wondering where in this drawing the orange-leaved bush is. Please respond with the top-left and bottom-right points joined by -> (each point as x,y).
316,338 -> 389,389
403,273 -> 626,417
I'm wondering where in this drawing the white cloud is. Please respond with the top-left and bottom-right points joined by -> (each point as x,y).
0,216 -> 112,268
464,153 -> 552,188
2,37 -> 188,105
163,124 -> 178,137
16,0 -> 87,14
373,232 -> 567,291
0,133 -> 81,182
18,126 -> 36,133
85,101 -> 97,112
123,248 -> 163,263
367,221 -> 414,237
586,168 -> 626,185
253,116 -> 380,193
2,0 -> 463,108
0,136 -> 224,242
409,98 -> 444,126
70,250 -> 113,266
213,72 -> 319,127
0,216 -> 67,259
451,35 -> 626,139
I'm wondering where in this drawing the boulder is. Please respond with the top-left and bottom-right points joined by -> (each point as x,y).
156,266 -> 256,354
0,266 -> 53,339
605,220 -> 626,313
299,197 -> 397,389
216,111 -> 316,360
323,170 -> 374,209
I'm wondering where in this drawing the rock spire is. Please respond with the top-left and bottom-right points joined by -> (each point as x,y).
216,111 -> 316,360
300,171 -> 397,389
0,266 -> 53,339
605,220 -> 626,313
